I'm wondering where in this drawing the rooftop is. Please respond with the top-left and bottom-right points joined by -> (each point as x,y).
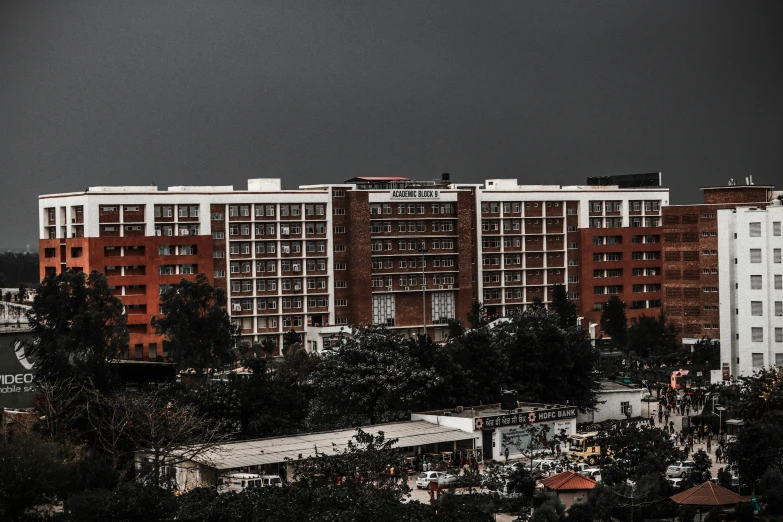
191,421 -> 470,470
542,471 -> 596,491
416,402 -> 573,419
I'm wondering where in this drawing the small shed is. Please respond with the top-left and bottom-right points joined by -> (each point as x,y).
541,471 -> 596,508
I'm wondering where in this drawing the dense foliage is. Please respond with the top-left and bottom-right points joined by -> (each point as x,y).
22,270 -> 128,391
151,273 -> 237,373
0,252 -> 39,287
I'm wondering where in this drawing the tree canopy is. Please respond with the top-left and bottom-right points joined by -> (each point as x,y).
308,328 -> 439,428
627,314 -> 679,358
550,284 -> 578,328
600,296 -> 627,348
493,307 -> 600,412
22,270 -> 128,390
151,273 -> 236,373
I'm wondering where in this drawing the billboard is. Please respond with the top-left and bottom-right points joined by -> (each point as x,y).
0,331 -> 36,409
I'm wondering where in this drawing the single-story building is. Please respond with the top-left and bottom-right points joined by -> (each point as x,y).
541,471 -> 596,508
577,380 -> 645,424
135,420 -> 473,491
413,401 -> 578,462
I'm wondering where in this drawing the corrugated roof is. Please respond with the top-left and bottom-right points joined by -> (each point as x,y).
195,421 -> 472,470
670,481 -> 749,506
541,471 -> 596,491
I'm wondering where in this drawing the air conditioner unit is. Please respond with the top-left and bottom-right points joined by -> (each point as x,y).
455,406 -> 464,413
293,266 -> 300,272
386,286 -> 393,292
447,285 -> 453,289
181,229 -> 189,235
438,285 -> 444,290
404,286 -> 410,291
71,218 -> 75,223
155,230 -> 162,236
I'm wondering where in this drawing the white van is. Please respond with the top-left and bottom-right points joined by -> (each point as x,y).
260,474 -> 283,487
218,473 -> 262,494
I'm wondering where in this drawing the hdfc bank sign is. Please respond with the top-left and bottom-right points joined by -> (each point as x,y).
390,189 -> 440,199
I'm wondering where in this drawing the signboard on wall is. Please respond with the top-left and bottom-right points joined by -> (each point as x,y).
0,332 -> 37,409
722,363 -> 730,381
472,406 -> 578,431
389,189 -> 440,199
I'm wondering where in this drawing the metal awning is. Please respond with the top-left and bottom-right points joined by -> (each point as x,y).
195,421 -> 472,470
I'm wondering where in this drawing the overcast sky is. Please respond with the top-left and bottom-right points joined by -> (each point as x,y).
1,0 -> 780,250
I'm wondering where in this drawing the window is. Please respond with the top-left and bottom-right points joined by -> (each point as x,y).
620,401 -> 630,416
749,222 -> 762,237
777,275 -> 783,290
777,328 -> 783,343
776,301 -> 783,317
751,301 -> 763,316
333,208 -> 345,216
751,275 -> 763,289
750,249 -> 762,263
775,249 -> 781,263
334,226 -> 345,234
752,328 -> 764,342
335,263 -> 346,270
774,222 -> 781,236
752,353 -> 764,368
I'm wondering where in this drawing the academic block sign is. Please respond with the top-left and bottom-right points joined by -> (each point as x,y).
389,189 -> 440,199
0,331 -> 37,409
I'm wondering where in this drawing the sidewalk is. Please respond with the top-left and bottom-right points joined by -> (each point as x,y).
651,406 -> 727,479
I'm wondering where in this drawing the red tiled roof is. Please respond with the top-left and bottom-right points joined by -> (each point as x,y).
670,481 -> 749,506
541,471 -> 596,491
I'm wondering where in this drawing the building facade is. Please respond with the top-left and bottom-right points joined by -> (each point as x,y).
39,175 -> 668,357
661,185 -> 776,344
718,203 -> 783,378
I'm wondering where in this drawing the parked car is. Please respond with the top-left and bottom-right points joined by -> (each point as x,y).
416,471 -> 444,489
260,475 -> 283,487
217,472 -> 263,494
581,468 -> 602,482
488,480 -> 525,499
500,462 -> 524,477
667,477 -> 685,490
437,473 -> 458,488
570,462 -> 591,474
666,460 -> 695,478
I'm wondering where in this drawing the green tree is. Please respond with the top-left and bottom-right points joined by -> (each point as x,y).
627,314 -> 679,358
595,423 -> 682,486
446,326 -> 505,407
0,271 -> 6,288
65,482 -> 176,522
22,270 -> 128,390
690,449 -> 712,484
494,307 -> 600,411
467,301 -> 488,328
151,273 -> 236,374
16,283 -> 27,303
283,329 -> 301,349
307,328 -> 439,428
600,295 -> 627,348
725,366 -> 783,493
758,467 -> 783,513
550,284 -> 578,328
0,434 -> 73,521
691,337 -> 720,368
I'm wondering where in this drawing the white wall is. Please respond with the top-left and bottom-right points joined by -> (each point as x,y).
577,388 -> 645,424
719,205 -> 783,377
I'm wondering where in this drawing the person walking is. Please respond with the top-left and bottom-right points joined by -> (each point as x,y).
715,446 -> 722,463
706,437 -> 712,453
658,408 -> 663,424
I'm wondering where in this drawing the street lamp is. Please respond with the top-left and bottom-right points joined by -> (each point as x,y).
418,241 -> 428,337
714,406 -> 726,435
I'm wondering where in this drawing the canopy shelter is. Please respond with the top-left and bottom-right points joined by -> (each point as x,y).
670,481 -> 748,520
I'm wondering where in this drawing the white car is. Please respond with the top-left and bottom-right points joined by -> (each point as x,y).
667,477 -> 685,490
581,468 -> 602,482
416,471 -> 444,489
500,462 -> 524,477
666,460 -> 695,478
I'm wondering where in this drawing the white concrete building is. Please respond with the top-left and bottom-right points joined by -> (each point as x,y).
718,202 -> 783,377
576,380 -> 645,424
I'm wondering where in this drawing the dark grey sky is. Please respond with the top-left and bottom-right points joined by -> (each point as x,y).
1,0 -> 781,250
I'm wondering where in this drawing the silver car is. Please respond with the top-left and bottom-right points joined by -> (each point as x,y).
416,471 -> 444,489
666,460 -> 695,478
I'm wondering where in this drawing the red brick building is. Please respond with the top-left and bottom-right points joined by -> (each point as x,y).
39,175 -> 669,356
661,184 -> 775,343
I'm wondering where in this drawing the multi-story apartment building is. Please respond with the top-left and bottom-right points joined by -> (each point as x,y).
39,174 -> 668,357
718,203 -> 783,378
661,184 -> 776,344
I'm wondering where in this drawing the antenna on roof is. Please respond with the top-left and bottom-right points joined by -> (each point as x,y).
749,175 -> 753,185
